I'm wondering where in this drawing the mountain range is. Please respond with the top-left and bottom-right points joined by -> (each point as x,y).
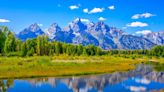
16,18 -> 164,50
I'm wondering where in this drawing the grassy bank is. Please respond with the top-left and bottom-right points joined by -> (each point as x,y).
146,57 -> 164,71
0,55 -> 163,79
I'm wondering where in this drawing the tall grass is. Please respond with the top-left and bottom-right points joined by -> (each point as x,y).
0,55 -> 163,79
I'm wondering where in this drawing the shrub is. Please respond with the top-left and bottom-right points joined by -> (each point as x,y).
6,52 -> 21,57
27,48 -> 35,56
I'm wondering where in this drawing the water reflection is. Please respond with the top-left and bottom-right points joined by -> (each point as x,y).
0,65 -> 164,92
0,79 -> 14,92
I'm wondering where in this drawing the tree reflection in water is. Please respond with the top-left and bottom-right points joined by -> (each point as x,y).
0,79 -> 14,92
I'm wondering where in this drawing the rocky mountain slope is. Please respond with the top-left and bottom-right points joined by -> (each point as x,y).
17,19 -> 163,50
17,23 -> 44,41
142,31 -> 164,45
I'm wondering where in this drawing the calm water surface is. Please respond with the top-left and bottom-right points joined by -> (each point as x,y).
0,65 -> 164,92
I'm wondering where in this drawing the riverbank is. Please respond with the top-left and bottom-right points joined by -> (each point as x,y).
0,55 -> 163,79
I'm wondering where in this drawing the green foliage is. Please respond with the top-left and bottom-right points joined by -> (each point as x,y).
4,32 -> 17,53
55,42 -> 63,55
27,47 -> 35,56
107,45 -> 164,58
0,26 -> 11,53
36,35 -> 49,56
0,27 -> 7,53
0,26 -> 163,58
5,52 -> 21,57
16,40 -> 22,52
20,42 -> 27,57
150,45 -> 164,57
77,45 -> 83,56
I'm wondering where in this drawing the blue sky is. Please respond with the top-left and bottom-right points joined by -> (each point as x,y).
0,0 -> 164,34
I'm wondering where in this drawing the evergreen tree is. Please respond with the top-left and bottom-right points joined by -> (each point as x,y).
4,32 -> 17,53
27,47 -> 35,56
77,45 -> 83,56
16,40 -> 22,52
36,36 -> 42,55
55,42 -> 62,55
0,27 -> 7,53
21,42 -> 27,57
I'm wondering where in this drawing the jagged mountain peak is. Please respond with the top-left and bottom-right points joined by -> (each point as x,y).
50,23 -> 59,27
48,23 -> 61,32
73,18 -> 82,23
72,18 -> 86,26
17,23 -> 44,41
143,31 -> 164,45
69,18 -> 87,33
16,20 -> 163,50
96,21 -> 105,25
28,23 -> 41,32
46,23 -> 62,39
89,21 -> 111,35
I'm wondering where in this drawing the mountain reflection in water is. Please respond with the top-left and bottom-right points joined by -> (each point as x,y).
0,65 -> 164,92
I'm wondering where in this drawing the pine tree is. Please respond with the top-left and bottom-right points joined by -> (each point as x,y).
36,36 -> 42,55
21,42 -> 27,57
77,45 -> 83,56
4,32 -> 17,53
0,27 -> 7,53
55,42 -> 62,55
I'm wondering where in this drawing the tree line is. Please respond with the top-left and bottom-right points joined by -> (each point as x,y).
0,26 -> 102,57
107,45 -> 164,57
0,26 -> 164,57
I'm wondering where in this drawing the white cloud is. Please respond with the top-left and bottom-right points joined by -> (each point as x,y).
108,5 -> 115,10
0,19 -> 10,23
126,21 -> 148,27
132,13 -> 155,19
38,23 -> 43,27
83,8 -> 89,13
90,8 -> 104,14
69,5 -> 80,10
83,8 -> 104,14
81,18 -> 90,23
136,30 -> 152,35
98,17 -> 107,21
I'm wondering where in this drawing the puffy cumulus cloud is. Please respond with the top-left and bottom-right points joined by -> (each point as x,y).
69,4 -> 80,10
81,18 -> 90,23
83,8 -> 104,14
126,21 -> 148,27
83,8 -> 89,13
89,8 -> 104,14
0,18 -> 10,23
98,17 -> 107,21
132,13 -> 155,19
108,5 -> 115,10
135,30 -> 152,35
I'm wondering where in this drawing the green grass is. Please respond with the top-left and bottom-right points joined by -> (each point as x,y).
0,55 -> 163,79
